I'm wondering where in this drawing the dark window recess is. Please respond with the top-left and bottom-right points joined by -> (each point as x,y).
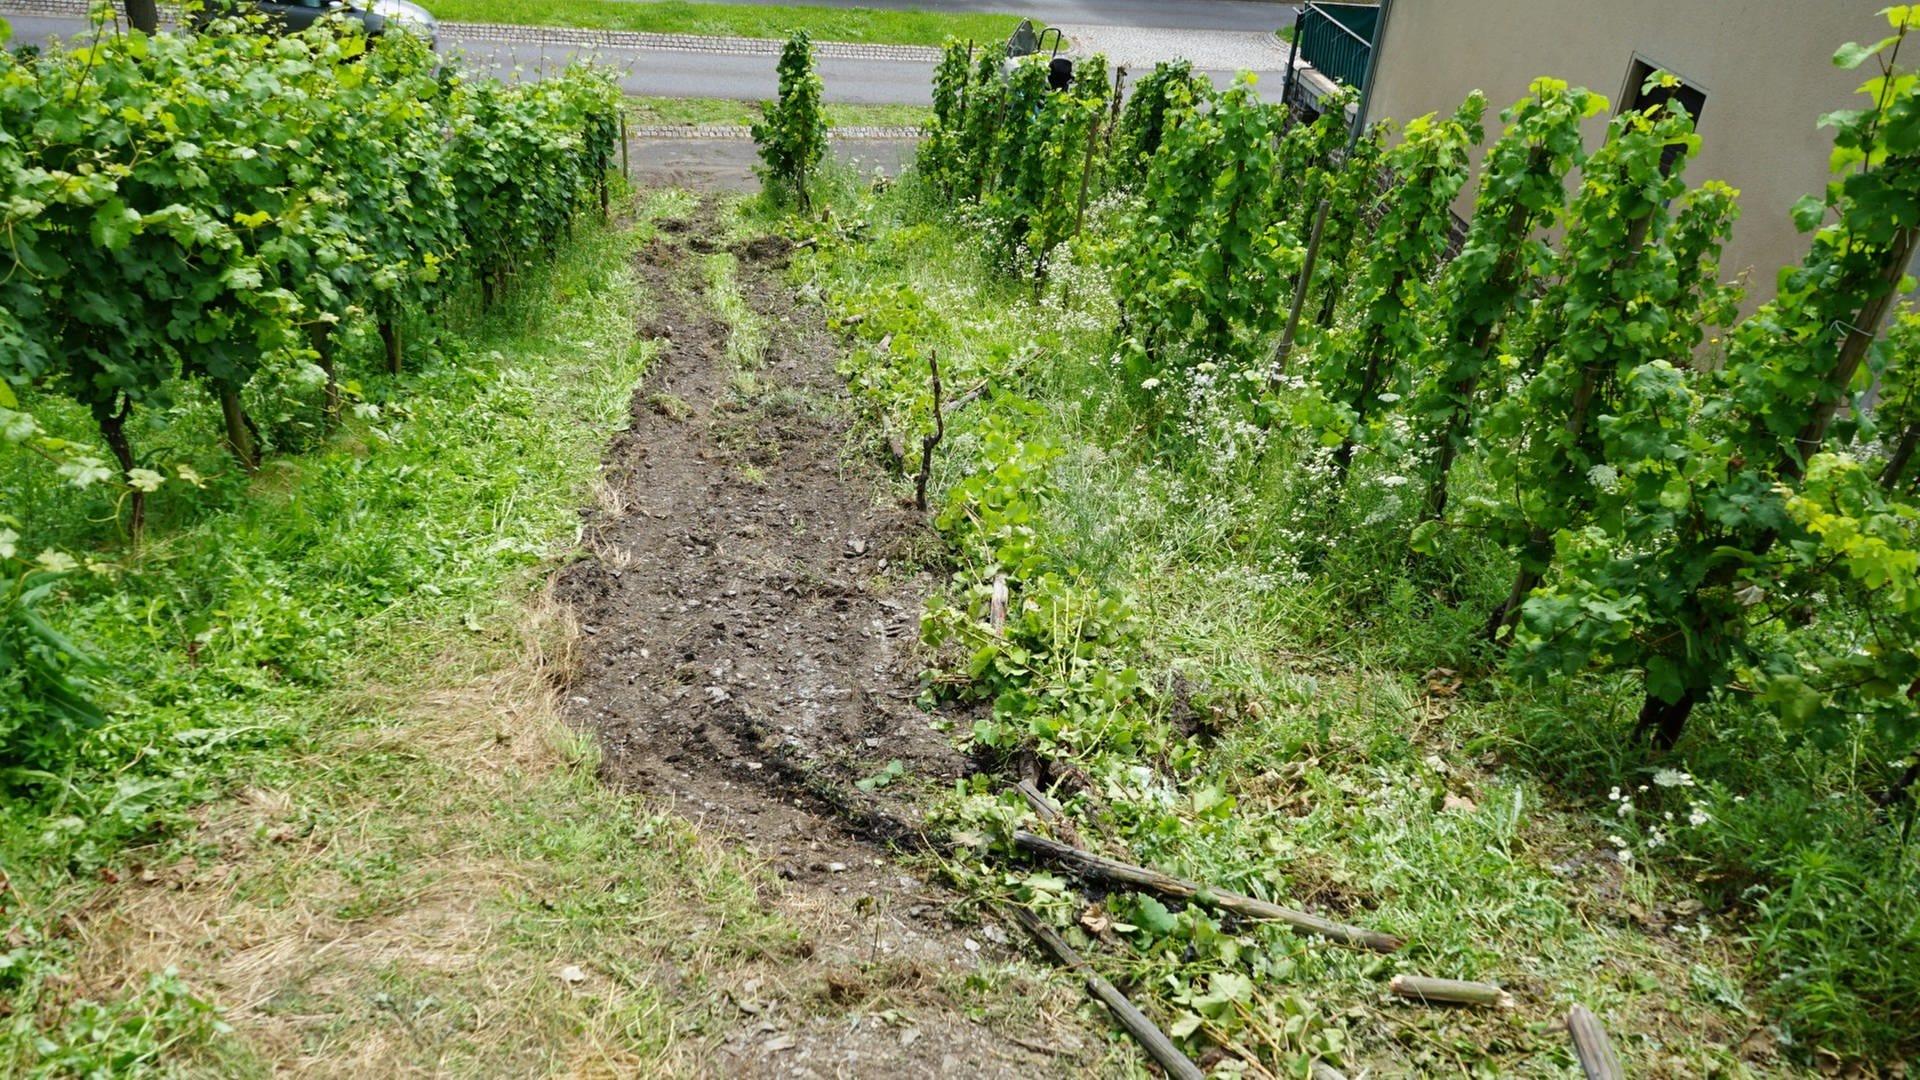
1623,57 -> 1706,176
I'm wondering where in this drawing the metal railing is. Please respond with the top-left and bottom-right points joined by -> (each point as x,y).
1295,2 -> 1379,92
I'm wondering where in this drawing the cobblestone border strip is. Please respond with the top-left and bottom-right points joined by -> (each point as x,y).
631,124 -> 921,140
0,2 -> 942,62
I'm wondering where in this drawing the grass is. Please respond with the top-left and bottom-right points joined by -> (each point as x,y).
0,191 -> 808,1074
420,0 -> 1024,48
775,169 -> 1916,1073
629,95 -> 931,129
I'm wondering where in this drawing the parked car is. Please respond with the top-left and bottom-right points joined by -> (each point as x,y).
194,0 -> 438,50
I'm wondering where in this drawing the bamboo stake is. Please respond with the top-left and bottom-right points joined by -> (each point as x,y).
1013,831 -> 1403,952
1006,904 -> 1205,1080
1388,974 -> 1515,1009
1567,1005 -> 1624,1080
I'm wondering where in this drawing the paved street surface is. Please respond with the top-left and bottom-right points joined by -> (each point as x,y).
675,0 -> 1297,33
3,11 -> 1296,103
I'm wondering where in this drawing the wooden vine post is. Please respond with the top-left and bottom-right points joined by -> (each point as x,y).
219,386 -> 260,474
123,0 -> 158,32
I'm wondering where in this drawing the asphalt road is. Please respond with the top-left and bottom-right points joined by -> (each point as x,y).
1,15 -> 939,101
2,15 -> 1288,104
686,0 -> 1298,32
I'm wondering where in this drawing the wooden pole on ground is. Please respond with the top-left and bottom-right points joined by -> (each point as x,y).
1388,974 -> 1515,1009
1006,904 -> 1205,1080
1568,1005 -> 1624,1079
1013,831 -> 1403,952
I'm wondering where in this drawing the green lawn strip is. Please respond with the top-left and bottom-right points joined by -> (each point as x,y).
775,178 -> 1779,1074
0,191 -> 793,1073
423,0 -> 1022,47
629,95 -> 931,129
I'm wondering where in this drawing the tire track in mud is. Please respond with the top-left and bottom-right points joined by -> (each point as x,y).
552,201 -> 1090,1075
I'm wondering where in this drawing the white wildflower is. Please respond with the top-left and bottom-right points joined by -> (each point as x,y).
1616,799 -> 1633,818
1688,805 -> 1711,827
1587,463 -> 1620,491
1653,769 -> 1692,788
0,528 -> 15,560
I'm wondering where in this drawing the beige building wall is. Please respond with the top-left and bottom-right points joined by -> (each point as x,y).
1362,0 -> 1888,304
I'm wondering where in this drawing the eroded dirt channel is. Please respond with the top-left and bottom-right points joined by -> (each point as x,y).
554,200 -> 1094,1075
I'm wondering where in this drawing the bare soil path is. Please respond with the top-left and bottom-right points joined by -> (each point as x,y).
553,199 -> 1104,1076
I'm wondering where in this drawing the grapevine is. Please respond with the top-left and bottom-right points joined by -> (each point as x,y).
1411,79 -> 1598,520
1311,93 -> 1484,482
0,17 -> 620,539
752,31 -> 829,210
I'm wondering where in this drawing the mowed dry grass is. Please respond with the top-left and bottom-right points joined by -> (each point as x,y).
60,587 -> 801,1077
